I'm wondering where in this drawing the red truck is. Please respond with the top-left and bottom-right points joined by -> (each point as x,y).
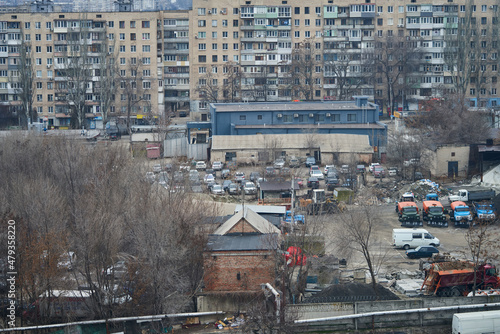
421,261 -> 500,297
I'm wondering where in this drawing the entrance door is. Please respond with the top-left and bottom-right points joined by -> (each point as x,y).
448,161 -> 458,178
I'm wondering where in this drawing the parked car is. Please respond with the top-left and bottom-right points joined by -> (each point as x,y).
191,182 -> 203,193
235,172 -> 245,183
289,156 -> 300,168
265,167 -> 276,177
369,163 -> 380,173
341,165 -> 350,174
203,174 -> 215,185
196,161 -> 207,170
222,180 -> 232,192
173,171 -> 184,183
212,161 -> 224,171
280,167 -> 291,176
310,169 -> 324,180
307,177 -> 320,189
323,165 -> 336,175
273,158 -> 286,169
404,158 -> 420,167
388,167 -> 398,176
189,170 -> 200,182
205,168 -> 216,177
221,169 -> 231,179
326,177 -> 339,191
243,181 -> 257,195
305,156 -> 316,167
405,246 -> 439,259
228,183 -> 240,195
356,165 -> 366,173
211,184 -> 224,195
152,164 -> 162,173
250,172 -> 261,182
373,166 -> 385,178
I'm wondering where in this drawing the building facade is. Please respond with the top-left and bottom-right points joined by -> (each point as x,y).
0,0 -> 499,128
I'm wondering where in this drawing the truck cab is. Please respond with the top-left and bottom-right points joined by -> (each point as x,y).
450,201 -> 473,227
395,192 -> 416,213
425,193 -> 439,201
472,202 -> 496,221
422,200 -> 448,227
397,201 -> 422,227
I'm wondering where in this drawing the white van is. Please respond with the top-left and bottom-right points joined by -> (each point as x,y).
392,228 -> 440,250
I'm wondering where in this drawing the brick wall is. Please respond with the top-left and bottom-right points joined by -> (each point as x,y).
204,250 -> 276,292
226,220 -> 259,234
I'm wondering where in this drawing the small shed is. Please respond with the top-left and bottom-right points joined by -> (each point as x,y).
258,180 -> 300,207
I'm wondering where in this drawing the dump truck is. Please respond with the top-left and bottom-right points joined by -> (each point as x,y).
450,201 -> 473,227
472,202 -> 496,221
421,261 -> 500,297
422,200 -> 448,227
395,192 -> 415,213
448,188 -> 495,203
397,201 -> 422,227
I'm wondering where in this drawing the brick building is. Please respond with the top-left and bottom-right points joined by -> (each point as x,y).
198,207 -> 280,312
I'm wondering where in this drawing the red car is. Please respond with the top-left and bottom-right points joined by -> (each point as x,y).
294,177 -> 303,188
373,166 -> 385,178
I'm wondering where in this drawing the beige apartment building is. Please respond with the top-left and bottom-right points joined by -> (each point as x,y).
0,0 -> 499,128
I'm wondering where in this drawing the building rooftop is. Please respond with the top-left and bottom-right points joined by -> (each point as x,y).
206,234 -> 279,252
211,101 -> 376,113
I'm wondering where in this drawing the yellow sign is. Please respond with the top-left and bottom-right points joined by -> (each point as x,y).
393,111 -> 401,118
136,114 -> 144,119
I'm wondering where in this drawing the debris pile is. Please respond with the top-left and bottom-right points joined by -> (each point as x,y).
215,316 -> 245,329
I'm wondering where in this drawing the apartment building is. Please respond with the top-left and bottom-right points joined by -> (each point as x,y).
0,9 -> 160,128
0,0 -> 499,129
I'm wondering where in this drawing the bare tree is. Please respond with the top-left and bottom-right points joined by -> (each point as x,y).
118,57 -> 151,135
407,94 -> 492,145
195,66 -> 220,104
15,34 -> 35,129
63,17 -> 93,129
371,35 -> 421,114
333,206 -> 387,294
302,129 -> 319,158
97,37 -> 118,127
464,218 -> 499,296
324,45 -> 372,101
222,61 -> 241,102
290,38 -> 323,101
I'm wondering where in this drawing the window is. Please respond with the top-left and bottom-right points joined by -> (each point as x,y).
47,94 -> 53,101
294,31 -> 300,38
294,19 -> 300,26
212,31 -> 217,38
25,22 -> 30,29
212,55 -> 218,62
212,20 -> 217,27
35,34 -> 41,41
233,43 -> 239,50
233,31 -> 239,39
46,46 -> 52,53
142,57 -> 151,64
198,20 -> 206,27
37,94 -> 43,101
222,31 -> 228,38
130,33 -> 136,40
120,33 -> 125,40
36,46 -> 41,53
199,55 -> 207,62
119,45 -> 125,52
240,115 -> 246,120
199,43 -> 206,50
233,20 -> 239,27
142,20 -> 150,28
142,33 -> 150,40
347,113 -> 357,122
119,21 -> 125,28
35,22 -> 41,29
120,58 -> 126,65
198,8 -> 206,15
131,45 -> 136,52
199,66 -> 206,73
108,21 -> 114,27
223,43 -> 228,50
36,82 -> 43,89
142,81 -> 151,89
142,45 -> 150,52
198,32 -> 206,38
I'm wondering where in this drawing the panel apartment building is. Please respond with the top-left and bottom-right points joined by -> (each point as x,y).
0,0 -> 499,128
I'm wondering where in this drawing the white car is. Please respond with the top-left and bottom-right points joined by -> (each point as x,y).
273,158 -> 286,169
323,165 -> 336,175
310,169 -> 324,180
369,163 -> 380,173
211,184 -> 224,195
152,164 -> 162,173
212,161 -> 224,170
243,181 -> 257,195
196,161 -> 207,170
204,174 -> 215,184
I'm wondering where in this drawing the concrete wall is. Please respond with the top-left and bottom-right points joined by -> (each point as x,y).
289,295 -> 500,331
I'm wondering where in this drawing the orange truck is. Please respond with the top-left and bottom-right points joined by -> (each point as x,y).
397,201 -> 422,227
422,200 -> 448,227
421,261 -> 500,297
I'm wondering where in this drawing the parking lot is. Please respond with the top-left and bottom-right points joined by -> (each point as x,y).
146,158 -> 490,279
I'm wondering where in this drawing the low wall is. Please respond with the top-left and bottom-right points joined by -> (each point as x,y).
290,295 -> 500,331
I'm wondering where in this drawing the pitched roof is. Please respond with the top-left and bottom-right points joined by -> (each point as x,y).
213,207 -> 281,235
206,234 -> 279,251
